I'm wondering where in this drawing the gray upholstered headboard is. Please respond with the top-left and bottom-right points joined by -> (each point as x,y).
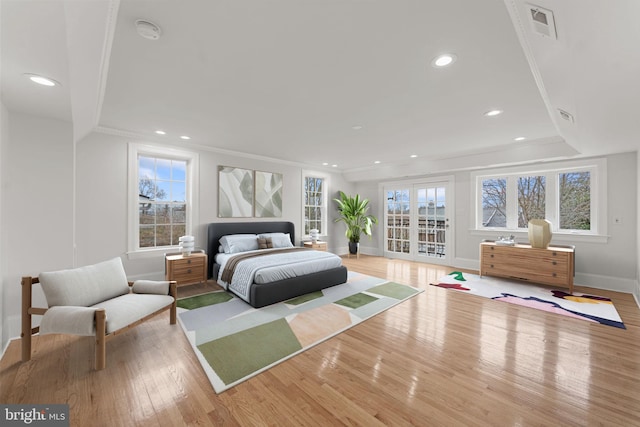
206,221 -> 295,278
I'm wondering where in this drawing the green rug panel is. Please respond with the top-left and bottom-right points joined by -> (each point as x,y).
285,290 -> 324,306
197,318 -> 302,385
367,281 -> 420,300
177,291 -> 233,310
334,292 -> 378,309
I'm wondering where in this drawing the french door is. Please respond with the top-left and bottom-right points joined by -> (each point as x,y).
384,179 -> 452,265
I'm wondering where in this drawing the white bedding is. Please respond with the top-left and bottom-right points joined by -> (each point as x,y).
215,248 -> 343,302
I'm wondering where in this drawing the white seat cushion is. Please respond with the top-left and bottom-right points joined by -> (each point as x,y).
92,293 -> 174,334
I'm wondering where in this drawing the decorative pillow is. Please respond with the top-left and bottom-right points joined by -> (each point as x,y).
257,237 -> 273,249
219,234 -> 259,254
258,233 -> 293,248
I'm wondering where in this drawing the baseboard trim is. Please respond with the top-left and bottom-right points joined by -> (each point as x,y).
453,257 -> 637,295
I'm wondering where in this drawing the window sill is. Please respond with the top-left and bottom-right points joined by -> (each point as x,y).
470,229 -> 609,244
126,247 -> 181,260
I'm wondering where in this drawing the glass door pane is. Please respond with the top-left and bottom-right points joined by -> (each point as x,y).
416,183 -> 448,263
386,188 -> 411,255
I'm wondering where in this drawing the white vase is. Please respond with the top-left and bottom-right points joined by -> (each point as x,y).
528,219 -> 552,249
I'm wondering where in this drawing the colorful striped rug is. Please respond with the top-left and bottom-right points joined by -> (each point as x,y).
432,271 -> 625,329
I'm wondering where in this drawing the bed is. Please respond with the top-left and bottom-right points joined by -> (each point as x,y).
207,221 -> 348,308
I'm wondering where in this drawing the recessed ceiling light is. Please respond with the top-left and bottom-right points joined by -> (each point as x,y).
374,160 -> 381,164
352,125 -> 363,130
431,54 -> 457,68
410,154 -> 418,158
180,135 -> 191,140
322,162 -> 329,166
514,136 -> 526,141
332,164 -> 338,168
24,73 -> 58,87
155,130 -> 166,135
484,109 -> 503,117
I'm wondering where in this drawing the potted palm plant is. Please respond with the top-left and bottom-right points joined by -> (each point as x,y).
334,191 -> 378,255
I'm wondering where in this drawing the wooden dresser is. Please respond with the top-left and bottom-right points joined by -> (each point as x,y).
165,252 -> 207,286
479,241 -> 575,293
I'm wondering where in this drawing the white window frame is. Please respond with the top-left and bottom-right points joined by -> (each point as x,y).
128,143 -> 199,258
302,171 -> 329,238
471,158 -> 607,243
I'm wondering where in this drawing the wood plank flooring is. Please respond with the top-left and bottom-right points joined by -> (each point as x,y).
2,256 -> 640,426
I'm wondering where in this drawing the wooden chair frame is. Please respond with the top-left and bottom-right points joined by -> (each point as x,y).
21,276 -> 177,370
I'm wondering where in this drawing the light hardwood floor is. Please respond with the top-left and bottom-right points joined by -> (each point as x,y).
2,256 -> 640,426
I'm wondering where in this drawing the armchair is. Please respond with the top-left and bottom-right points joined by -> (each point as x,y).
21,257 -> 177,370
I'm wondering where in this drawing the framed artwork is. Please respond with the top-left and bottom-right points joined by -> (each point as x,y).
218,166 -> 254,217
254,171 -> 283,217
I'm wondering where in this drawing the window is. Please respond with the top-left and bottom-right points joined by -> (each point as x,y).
138,156 -> 186,247
128,144 -> 198,255
303,175 -> 327,235
473,158 -> 605,237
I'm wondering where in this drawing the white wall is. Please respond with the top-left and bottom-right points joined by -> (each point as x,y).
74,131 -> 352,281
1,112 -> 74,346
361,152 -> 638,293
0,101 -> 7,351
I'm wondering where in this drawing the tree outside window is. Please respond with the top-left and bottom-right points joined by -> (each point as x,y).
517,176 -> 545,228
478,167 -> 593,232
138,156 -> 187,248
304,176 -> 324,235
559,172 -> 590,230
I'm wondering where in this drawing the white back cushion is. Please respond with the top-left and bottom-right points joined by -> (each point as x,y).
39,257 -> 130,307
220,234 -> 259,254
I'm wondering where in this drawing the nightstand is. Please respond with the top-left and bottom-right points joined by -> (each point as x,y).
303,241 -> 327,251
165,252 -> 207,286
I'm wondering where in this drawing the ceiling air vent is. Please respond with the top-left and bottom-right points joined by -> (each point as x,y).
526,4 -> 557,40
558,109 -> 574,123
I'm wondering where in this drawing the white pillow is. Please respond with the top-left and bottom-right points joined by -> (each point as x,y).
258,233 -> 293,248
220,234 -> 259,254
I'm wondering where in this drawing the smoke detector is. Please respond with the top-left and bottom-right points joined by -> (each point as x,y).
135,19 -> 162,40
526,4 -> 557,40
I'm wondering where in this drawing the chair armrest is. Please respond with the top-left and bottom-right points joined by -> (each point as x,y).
40,306 -> 100,336
132,280 -> 171,295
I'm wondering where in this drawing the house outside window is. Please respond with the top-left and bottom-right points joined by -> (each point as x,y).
128,144 -> 199,255
474,158 -> 605,237
303,175 -> 327,236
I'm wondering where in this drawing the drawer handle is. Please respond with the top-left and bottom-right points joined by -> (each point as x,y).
490,264 -> 494,268
552,273 -> 557,277
490,254 -> 494,258
187,259 -> 192,264
552,252 -> 557,256
490,246 -> 494,250
552,261 -> 557,265
187,269 -> 192,274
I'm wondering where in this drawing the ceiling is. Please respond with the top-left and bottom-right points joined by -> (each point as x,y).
2,0 -> 640,181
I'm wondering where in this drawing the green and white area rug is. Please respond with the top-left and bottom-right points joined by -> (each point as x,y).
177,272 -> 422,393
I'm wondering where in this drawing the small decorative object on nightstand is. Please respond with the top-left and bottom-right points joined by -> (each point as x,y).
303,241 -> 327,251
310,229 -> 319,243
179,235 -> 195,256
165,251 -> 207,286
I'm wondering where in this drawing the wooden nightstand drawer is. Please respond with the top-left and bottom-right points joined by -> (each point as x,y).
165,253 -> 207,286
303,241 -> 327,251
